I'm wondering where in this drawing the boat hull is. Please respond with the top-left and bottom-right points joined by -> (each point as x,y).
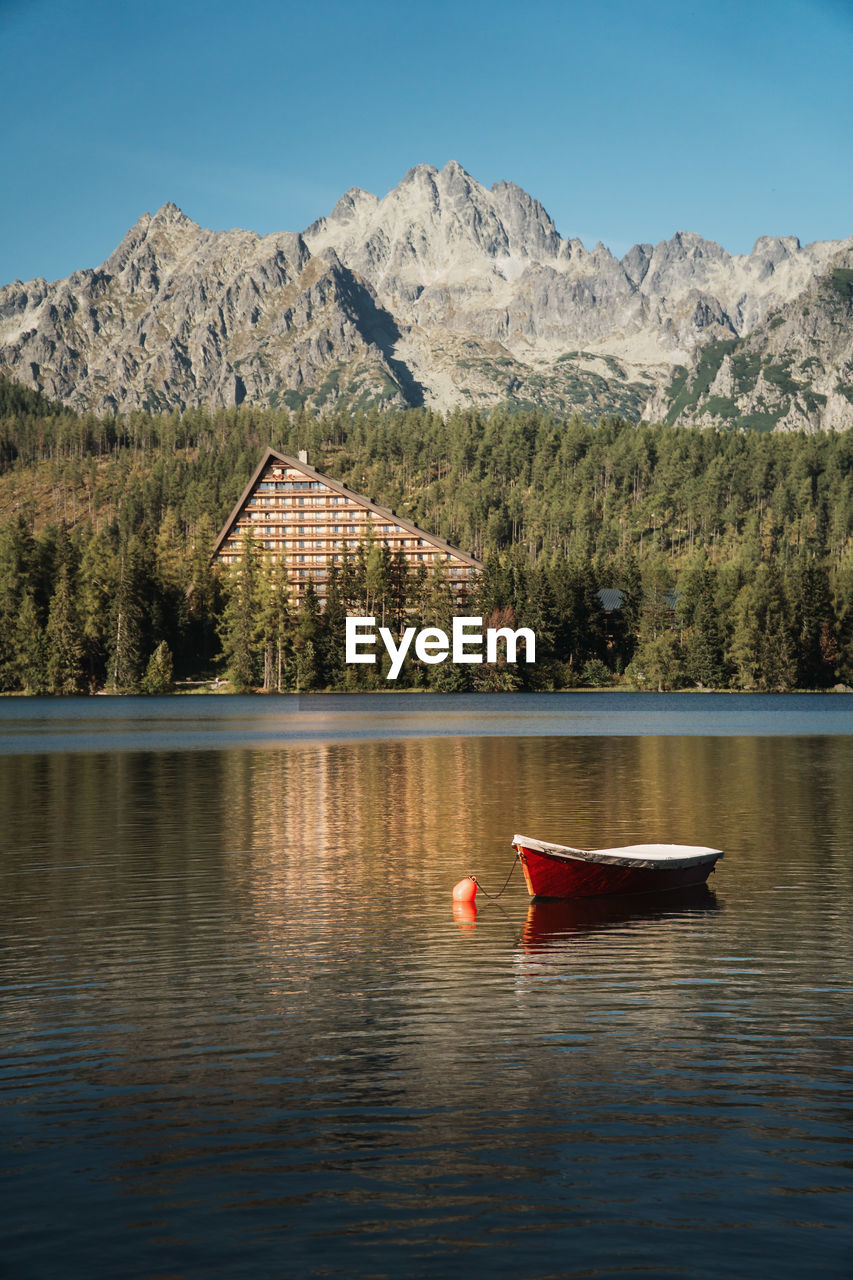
514,836 -> 722,900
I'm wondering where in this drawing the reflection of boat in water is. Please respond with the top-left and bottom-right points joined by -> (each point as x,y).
521,884 -> 719,951
513,833 -> 723,899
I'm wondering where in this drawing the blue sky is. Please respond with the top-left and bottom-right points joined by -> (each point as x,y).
2,0 -> 851,284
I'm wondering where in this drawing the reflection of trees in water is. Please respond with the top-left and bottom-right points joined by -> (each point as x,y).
3,734 -> 852,931
207,734 -> 853,934
2,733 -> 853,1203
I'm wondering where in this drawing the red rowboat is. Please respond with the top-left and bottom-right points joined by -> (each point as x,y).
513,833 -> 723,899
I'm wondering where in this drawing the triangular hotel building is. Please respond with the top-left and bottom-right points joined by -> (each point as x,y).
212,448 -> 483,603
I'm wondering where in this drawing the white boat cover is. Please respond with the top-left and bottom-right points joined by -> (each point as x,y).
513,834 -> 724,871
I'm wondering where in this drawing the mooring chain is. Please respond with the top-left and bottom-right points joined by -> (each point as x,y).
467,852 -> 520,900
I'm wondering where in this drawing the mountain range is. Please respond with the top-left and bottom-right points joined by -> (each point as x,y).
1,161 -> 851,430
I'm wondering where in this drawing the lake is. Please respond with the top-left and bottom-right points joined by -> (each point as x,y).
2,693 -> 852,1278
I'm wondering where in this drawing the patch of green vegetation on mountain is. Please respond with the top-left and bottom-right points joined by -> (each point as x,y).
312,368 -> 340,408
730,350 -> 762,393
829,267 -> 853,301
803,389 -> 827,414
665,339 -> 738,425
0,379 -> 65,420
763,360 -> 801,397
738,407 -> 789,433
450,350 -> 651,422
661,251 -> 853,433
700,396 -> 738,421
283,388 -> 311,410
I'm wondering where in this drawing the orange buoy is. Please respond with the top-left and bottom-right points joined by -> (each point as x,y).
452,876 -> 478,902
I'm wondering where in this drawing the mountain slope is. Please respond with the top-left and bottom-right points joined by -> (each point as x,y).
0,204 -> 410,414
648,246 -> 853,432
1,162 -> 850,425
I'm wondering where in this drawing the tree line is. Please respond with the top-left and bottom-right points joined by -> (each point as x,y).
0,380 -> 851,692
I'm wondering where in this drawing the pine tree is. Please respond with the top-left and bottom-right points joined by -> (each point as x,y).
322,563 -> 347,689
609,549 -> 642,670
109,539 -> 147,692
14,591 -> 47,693
257,558 -> 292,691
294,579 -> 322,691
46,567 -> 85,694
789,560 -> 834,688
364,544 -> 390,624
679,555 -> 726,688
185,513 -> 221,671
0,515 -> 36,691
685,590 -> 725,687
219,532 -> 261,692
143,640 -> 174,694
77,524 -> 119,688
729,564 -> 794,691
520,563 -> 558,688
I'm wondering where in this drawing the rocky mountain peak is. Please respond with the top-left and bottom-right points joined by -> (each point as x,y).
751,233 -> 802,259
1,163 -> 851,429
401,163 -> 439,184
330,186 -> 378,222
151,201 -> 195,226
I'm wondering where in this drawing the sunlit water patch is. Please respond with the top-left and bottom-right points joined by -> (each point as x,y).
1,703 -> 852,1277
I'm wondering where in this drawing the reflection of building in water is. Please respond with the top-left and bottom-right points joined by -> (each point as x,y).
4,730 -> 853,1194
215,732 -> 853,1090
227,736 -> 484,925
212,447 -> 482,604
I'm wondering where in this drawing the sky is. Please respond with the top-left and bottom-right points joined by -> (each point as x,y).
1,0 -> 852,285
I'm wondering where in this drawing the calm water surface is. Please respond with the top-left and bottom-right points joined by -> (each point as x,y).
2,695 -> 852,1278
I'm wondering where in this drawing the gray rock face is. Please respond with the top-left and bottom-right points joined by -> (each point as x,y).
1,161 -> 850,427
0,206 -> 407,414
647,247 -> 853,432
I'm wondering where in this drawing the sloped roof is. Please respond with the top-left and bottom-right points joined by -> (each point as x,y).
597,588 -> 625,612
212,447 -> 484,568
597,587 -> 679,612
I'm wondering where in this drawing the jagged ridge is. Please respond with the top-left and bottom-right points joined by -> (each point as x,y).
1,162 -> 850,428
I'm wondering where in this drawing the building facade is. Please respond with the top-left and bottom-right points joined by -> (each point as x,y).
212,448 -> 483,603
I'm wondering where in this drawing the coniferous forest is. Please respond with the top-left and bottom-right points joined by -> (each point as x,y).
1,376 -> 852,694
